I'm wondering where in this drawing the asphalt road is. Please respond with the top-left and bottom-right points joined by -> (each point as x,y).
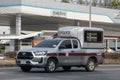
0,65 -> 120,80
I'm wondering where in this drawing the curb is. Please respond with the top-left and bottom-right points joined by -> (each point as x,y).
0,64 -> 16,67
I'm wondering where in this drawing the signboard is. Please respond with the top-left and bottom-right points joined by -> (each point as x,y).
58,31 -> 71,37
51,10 -> 66,18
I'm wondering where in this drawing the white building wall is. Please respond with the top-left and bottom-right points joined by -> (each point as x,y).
0,26 -> 10,35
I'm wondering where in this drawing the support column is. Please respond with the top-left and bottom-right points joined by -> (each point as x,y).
10,17 -> 16,35
16,13 -> 22,51
74,20 -> 80,26
9,40 -> 15,52
16,13 -> 21,35
115,39 -> 118,51
107,39 -> 110,49
15,39 -> 22,51
10,16 -> 16,51
10,26 -> 16,34
105,39 -> 108,52
107,39 -> 109,52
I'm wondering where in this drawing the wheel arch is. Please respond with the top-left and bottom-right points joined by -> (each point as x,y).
88,56 -> 98,64
48,57 -> 59,65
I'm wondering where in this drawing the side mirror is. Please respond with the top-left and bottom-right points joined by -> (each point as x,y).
53,45 -> 57,48
59,45 -> 66,49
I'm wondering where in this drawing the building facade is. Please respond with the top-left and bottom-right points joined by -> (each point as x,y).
0,0 -> 120,52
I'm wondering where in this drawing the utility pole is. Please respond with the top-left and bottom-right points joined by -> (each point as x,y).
89,0 -> 92,28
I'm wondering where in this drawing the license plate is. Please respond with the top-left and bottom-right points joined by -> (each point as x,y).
21,61 -> 26,64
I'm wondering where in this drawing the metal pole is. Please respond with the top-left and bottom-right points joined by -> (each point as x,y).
77,21 -> 80,26
107,39 -> 109,50
89,0 -> 92,28
115,39 -> 118,51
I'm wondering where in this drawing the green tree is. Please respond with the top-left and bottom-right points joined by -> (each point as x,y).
61,0 -> 69,3
92,0 -> 97,6
77,0 -> 84,5
99,0 -> 102,6
111,0 -> 120,9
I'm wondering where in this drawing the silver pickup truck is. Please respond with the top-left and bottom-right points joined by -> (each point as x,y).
16,26 -> 104,72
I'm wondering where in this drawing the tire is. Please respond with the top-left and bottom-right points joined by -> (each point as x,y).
44,59 -> 56,73
85,59 -> 95,72
20,66 -> 31,72
63,66 -> 71,71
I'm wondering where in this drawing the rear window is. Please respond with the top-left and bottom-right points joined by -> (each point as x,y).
72,40 -> 78,48
84,31 -> 103,43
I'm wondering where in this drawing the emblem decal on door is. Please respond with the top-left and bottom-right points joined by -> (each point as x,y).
66,52 -> 69,57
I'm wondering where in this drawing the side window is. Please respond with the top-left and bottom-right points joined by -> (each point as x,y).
72,40 -> 78,48
60,40 -> 72,49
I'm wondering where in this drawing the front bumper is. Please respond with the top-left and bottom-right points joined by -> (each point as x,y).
16,56 -> 48,68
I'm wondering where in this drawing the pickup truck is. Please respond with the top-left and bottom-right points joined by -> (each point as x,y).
16,26 -> 104,72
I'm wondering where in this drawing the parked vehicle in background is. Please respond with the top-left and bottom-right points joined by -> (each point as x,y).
115,49 -> 120,53
0,54 -> 5,60
16,26 -> 105,73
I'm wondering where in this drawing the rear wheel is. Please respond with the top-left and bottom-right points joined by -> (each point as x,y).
85,59 -> 95,72
63,66 -> 71,71
45,59 -> 56,73
20,66 -> 31,72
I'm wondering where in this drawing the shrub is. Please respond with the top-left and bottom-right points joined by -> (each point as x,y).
5,51 -> 17,59
104,53 -> 120,59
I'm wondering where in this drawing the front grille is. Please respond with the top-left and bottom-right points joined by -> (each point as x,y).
17,52 -> 33,59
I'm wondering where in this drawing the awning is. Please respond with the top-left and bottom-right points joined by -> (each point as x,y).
0,30 -> 57,40
0,32 -> 40,40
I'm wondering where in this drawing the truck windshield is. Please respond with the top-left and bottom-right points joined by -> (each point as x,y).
34,39 -> 61,48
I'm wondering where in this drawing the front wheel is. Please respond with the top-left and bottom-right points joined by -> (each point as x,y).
85,59 -> 95,72
20,66 -> 31,72
44,59 -> 56,73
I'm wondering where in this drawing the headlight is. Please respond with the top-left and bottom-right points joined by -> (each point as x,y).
34,51 -> 47,56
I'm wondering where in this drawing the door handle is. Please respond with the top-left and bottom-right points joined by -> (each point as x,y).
71,51 -> 74,52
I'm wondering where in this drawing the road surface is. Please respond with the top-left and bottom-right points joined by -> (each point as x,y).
0,65 -> 120,80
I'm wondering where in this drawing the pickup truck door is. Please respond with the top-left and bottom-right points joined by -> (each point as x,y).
58,40 -> 72,65
68,39 -> 81,65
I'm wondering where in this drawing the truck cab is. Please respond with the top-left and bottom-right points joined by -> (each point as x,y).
16,26 -> 104,72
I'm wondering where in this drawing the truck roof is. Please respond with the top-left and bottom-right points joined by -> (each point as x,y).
54,37 -> 78,40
